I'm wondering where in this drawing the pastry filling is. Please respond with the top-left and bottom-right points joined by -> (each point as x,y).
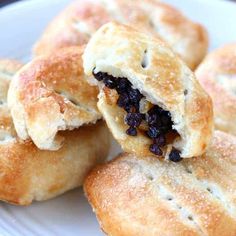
93,71 -> 182,162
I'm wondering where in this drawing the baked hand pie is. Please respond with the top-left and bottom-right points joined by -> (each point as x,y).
33,0 -> 208,69
196,43 -> 236,135
83,22 -> 213,160
85,131 -> 236,236
0,59 -> 110,205
8,46 -> 101,150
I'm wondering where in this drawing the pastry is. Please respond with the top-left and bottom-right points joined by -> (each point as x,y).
0,59 -> 23,105
33,0 -> 208,69
0,59 -> 110,205
85,130 -> 236,236
83,22 -> 213,160
196,43 -> 236,135
8,46 -> 101,150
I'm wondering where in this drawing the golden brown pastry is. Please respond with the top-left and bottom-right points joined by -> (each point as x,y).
196,43 -> 236,135
83,22 -> 213,160
0,59 -> 23,104
85,131 -> 236,236
33,0 -> 208,69
8,46 -> 101,150
0,59 -> 110,205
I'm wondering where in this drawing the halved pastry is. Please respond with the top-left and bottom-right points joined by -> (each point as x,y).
196,43 -> 236,135
8,46 -> 101,150
0,59 -> 110,205
33,0 -> 208,69
83,22 -> 213,160
85,131 -> 236,236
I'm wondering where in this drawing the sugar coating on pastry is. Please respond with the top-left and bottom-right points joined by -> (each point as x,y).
8,46 -> 101,150
83,22 -> 213,160
33,0 -> 208,69
196,43 -> 236,136
0,59 -> 23,105
0,60 -> 110,205
84,131 -> 236,236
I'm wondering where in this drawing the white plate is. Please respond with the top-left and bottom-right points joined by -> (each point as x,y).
0,0 -> 236,235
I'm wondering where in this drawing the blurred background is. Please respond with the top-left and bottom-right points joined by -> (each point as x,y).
1,0 -> 236,61
0,0 -> 18,7
0,0 -> 235,7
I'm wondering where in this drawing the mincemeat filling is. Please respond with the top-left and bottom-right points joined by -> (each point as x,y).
93,71 -> 182,162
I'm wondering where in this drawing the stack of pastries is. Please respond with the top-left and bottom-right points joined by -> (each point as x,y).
1,0 -> 236,235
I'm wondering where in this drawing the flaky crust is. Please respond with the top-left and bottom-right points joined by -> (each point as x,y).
0,59 -> 23,104
85,131 -> 236,236
8,46 -> 101,150
0,121 -> 109,205
83,22 -> 213,158
0,60 -> 110,205
196,43 -> 236,135
33,0 -> 208,69
0,59 -> 23,75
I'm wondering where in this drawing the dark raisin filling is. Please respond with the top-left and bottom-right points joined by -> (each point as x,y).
93,71 -> 181,162
169,149 -> 182,162
126,127 -> 137,136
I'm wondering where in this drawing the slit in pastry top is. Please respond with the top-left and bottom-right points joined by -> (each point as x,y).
83,22 -> 214,160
